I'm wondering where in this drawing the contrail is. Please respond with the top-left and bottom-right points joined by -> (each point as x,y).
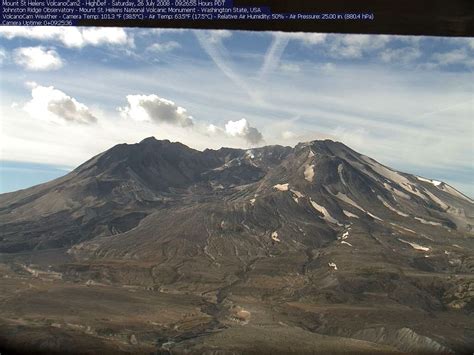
195,30 -> 262,104
418,98 -> 474,119
258,33 -> 290,79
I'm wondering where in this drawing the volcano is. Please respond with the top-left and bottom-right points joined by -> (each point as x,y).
0,137 -> 473,354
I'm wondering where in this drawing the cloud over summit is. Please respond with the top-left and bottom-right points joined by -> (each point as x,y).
225,119 -> 263,145
119,94 -> 194,127
206,119 -> 264,145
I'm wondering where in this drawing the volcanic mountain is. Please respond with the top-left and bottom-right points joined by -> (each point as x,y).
0,137 -> 473,354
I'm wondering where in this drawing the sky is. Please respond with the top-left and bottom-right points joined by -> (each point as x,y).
0,27 -> 473,196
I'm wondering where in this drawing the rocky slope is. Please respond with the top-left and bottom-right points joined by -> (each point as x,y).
0,137 -> 473,354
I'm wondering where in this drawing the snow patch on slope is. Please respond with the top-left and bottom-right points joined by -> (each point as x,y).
338,229 -> 353,246
398,239 -> 430,252
414,217 -> 442,227
384,183 -> 411,200
377,196 -> 409,217
337,164 -> 348,186
360,156 -> 427,200
390,223 -> 416,234
291,190 -> 304,198
422,189 -> 449,210
367,212 -> 383,221
290,189 -> 304,203
332,191 -> 384,222
273,183 -> 289,191
335,192 -> 365,212
340,230 -> 349,240
310,199 -> 342,225
438,183 -> 473,202
304,164 -> 315,182
271,231 -> 281,243
343,210 -> 359,219
416,176 -> 442,187
328,262 -> 338,270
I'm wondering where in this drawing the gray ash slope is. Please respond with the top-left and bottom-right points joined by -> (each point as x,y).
0,137 -> 473,354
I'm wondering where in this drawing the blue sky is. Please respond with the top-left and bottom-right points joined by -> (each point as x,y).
0,27 -> 473,196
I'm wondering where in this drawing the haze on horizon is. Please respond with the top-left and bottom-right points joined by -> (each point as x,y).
0,27 -> 472,196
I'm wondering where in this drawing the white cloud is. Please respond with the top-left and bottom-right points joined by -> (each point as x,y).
393,35 -> 423,44
224,118 -> 263,145
144,28 -> 188,36
328,34 -> 390,58
146,41 -> 181,53
207,124 -> 223,135
380,47 -> 421,64
0,47 -> 7,64
278,32 -> 327,45
467,38 -> 474,50
207,29 -> 232,44
451,37 -> 474,51
431,49 -> 474,67
0,27 -> 131,48
23,83 -> 97,124
119,94 -> 194,127
280,62 -> 301,72
332,126 -> 369,149
81,27 -> 130,46
321,62 -> 336,72
281,130 -> 297,140
13,46 -> 63,71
